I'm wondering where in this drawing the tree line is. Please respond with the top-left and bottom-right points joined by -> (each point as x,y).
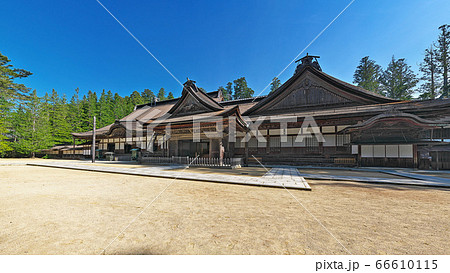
0,51 -> 260,157
353,25 -> 449,100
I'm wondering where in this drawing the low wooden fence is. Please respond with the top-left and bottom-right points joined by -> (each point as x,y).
140,155 -> 243,168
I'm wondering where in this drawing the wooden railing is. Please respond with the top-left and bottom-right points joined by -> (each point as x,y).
140,155 -> 243,168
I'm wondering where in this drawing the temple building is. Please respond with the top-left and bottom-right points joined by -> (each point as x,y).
71,55 -> 450,169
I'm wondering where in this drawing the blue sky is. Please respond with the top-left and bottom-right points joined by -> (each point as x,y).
2,0 -> 449,99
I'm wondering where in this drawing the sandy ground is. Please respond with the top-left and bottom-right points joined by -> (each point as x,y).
0,165 -> 449,255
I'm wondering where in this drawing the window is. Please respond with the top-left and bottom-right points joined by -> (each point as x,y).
336,134 -> 350,146
270,136 -> 281,148
323,135 -> 336,147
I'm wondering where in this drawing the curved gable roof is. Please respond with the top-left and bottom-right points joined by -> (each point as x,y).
244,65 -> 397,116
168,79 -> 223,117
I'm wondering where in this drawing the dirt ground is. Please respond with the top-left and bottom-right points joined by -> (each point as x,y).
0,165 -> 449,255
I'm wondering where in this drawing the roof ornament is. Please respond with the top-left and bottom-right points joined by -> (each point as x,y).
295,53 -> 322,74
182,78 -> 197,94
184,77 -> 196,86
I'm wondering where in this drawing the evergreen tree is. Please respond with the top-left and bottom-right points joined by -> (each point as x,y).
141,89 -> 155,103
113,93 -> 127,120
435,24 -> 450,97
269,77 -> 281,93
157,88 -> 166,101
380,56 -> 418,100
130,90 -> 145,106
68,88 -> 83,134
419,45 -> 441,99
224,82 -> 233,101
217,86 -> 229,101
353,56 -> 383,94
0,52 -> 32,156
53,94 -> 72,144
233,77 -> 254,99
98,89 -> 115,127
167,92 -> 174,100
83,90 -> 98,129
11,90 -> 52,157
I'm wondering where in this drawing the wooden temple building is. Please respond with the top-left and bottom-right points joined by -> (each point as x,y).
70,55 -> 450,169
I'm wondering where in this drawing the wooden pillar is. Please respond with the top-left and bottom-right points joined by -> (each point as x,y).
73,136 -> 75,158
219,140 -> 224,166
357,144 -> 361,167
145,134 -> 148,151
209,139 -> 213,158
436,150 -> 440,170
244,138 -> 249,165
91,116 -> 96,163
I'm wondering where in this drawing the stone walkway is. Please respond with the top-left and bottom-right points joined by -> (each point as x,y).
298,171 -> 450,188
26,162 -> 311,191
263,168 -> 310,188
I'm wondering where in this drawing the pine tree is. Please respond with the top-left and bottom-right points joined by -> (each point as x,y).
435,24 -> 450,97
419,45 -> 441,99
269,77 -> 281,94
167,92 -> 174,99
130,90 -> 145,106
224,82 -> 233,101
353,56 -> 383,94
84,90 -> 98,129
141,89 -> 155,103
98,89 -> 115,127
68,88 -> 83,135
380,56 -> 418,100
11,90 -> 52,157
113,93 -> 126,120
217,86 -> 229,101
157,88 -> 166,101
53,94 -> 72,144
0,52 -> 32,156
233,77 -> 254,99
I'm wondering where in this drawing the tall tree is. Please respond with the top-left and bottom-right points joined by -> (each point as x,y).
82,90 -> 98,130
11,90 -> 52,157
217,86 -> 229,101
380,56 -> 418,100
167,92 -> 174,100
68,88 -> 83,134
98,90 -> 115,127
233,77 -> 254,99
224,82 -> 233,101
419,45 -> 441,99
0,52 -> 32,156
269,77 -> 281,93
353,56 -> 383,94
130,90 -> 145,106
157,88 -> 166,101
113,93 -> 128,120
435,24 -> 450,97
141,89 -> 155,103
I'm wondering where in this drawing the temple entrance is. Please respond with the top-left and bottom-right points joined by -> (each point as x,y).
178,140 -> 209,157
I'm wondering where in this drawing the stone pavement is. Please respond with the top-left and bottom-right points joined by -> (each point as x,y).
263,168 -> 310,188
297,171 -> 450,188
26,162 -> 311,191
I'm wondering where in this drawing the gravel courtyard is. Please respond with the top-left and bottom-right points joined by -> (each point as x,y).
0,165 -> 449,255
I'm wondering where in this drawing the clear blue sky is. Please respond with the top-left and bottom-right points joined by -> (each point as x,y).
2,0 -> 449,99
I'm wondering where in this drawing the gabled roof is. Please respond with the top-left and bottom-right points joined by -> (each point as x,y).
244,64 -> 397,116
167,79 -> 224,117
